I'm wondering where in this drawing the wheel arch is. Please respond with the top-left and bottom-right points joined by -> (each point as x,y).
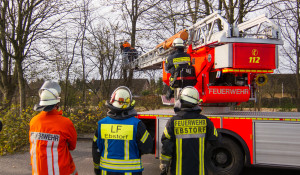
218,128 -> 251,165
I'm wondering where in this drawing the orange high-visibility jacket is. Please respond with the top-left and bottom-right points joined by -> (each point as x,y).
123,41 -> 131,48
29,110 -> 77,175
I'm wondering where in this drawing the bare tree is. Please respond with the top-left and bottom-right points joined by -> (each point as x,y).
77,0 -> 92,106
143,0 -> 186,40
269,0 -> 300,111
47,30 -> 80,111
186,0 -> 212,24
107,0 -> 161,88
220,0 -> 265,24
0,1 -> 18,108
64,32 -> 80,110
87,20 -> 121,99
0,0 -> 72,112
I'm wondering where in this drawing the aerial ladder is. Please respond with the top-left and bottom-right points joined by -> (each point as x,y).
128,11 -> 283,105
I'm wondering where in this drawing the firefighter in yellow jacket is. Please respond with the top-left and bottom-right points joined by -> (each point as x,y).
92,86 -> 153,175
165,38 -> 191,100
160,86 -> 219,175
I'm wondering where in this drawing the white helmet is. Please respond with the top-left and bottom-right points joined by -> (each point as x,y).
110,86 -> 133,109
179,86 -> 200,105
39,88 -> 60,106
34,81 -> 61,111
172,38 -> 184,48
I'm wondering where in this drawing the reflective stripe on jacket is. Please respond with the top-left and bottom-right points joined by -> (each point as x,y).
29,110 -> 77,175
96,116 -> 147,173
172,57 -> 190,68
165,50 -> 191,75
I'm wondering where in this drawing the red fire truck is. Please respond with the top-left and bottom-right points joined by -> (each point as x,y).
125,11 -> 300,174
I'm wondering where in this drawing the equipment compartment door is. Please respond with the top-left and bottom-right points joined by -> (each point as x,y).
254,121 -> 300,166
232,43 -> 276,69
156,117 -> 171,158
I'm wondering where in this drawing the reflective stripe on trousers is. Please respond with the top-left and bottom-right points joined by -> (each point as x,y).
199,137 -> 205,175
175,137 -> 205,175
176,138 -> 182,175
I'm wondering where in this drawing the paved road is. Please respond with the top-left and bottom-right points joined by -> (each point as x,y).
1,140 -> 300,175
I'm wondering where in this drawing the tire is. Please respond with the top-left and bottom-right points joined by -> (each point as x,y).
206,136 -> 244,175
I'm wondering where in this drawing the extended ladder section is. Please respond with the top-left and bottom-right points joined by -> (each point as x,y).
131,11 -> 283,70
130,46 -> 173,70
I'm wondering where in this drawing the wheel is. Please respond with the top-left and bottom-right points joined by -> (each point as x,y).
206,136 -> 244,175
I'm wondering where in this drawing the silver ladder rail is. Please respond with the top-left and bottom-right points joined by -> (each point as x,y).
188,11 -> 235,49
237,14 -> 281,39
190,11 -> 283,50
130,46 -> 173,70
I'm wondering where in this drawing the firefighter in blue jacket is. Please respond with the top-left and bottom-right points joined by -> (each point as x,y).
160,86 -> 219,175
92,86 -> 153,175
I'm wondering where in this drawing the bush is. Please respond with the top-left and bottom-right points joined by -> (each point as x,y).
235,97 -> 296,111
67,100 -> 107,133
135,95 -> 162,111
0,106 -> 38,155
141,90 -> 150,96
278,98 -> 295,112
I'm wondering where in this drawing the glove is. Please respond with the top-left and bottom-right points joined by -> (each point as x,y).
166,88 -> 174,100
160,163 -> 168,175
160,158 -> 170,175
94,168 -> 101,175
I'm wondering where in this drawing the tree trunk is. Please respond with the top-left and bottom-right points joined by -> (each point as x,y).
64,77 -> 69,111
1,89 -> 13,108
238,0 -> 245,24
16,60 -> 26,112
202,0 -> 210,18
81,36 -> 86,107
0,66 -> 17,109
217,0 -> 223,31
126,16 -> 138,88
255,86 -> 262,111
131,21 -> 136,48
127,69 -> 134,88
296,0 -> 300,112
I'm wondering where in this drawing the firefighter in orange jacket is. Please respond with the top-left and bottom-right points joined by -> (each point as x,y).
29,81 -> 78,175
122,41 -> 131,53
160,86 -> 219,175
